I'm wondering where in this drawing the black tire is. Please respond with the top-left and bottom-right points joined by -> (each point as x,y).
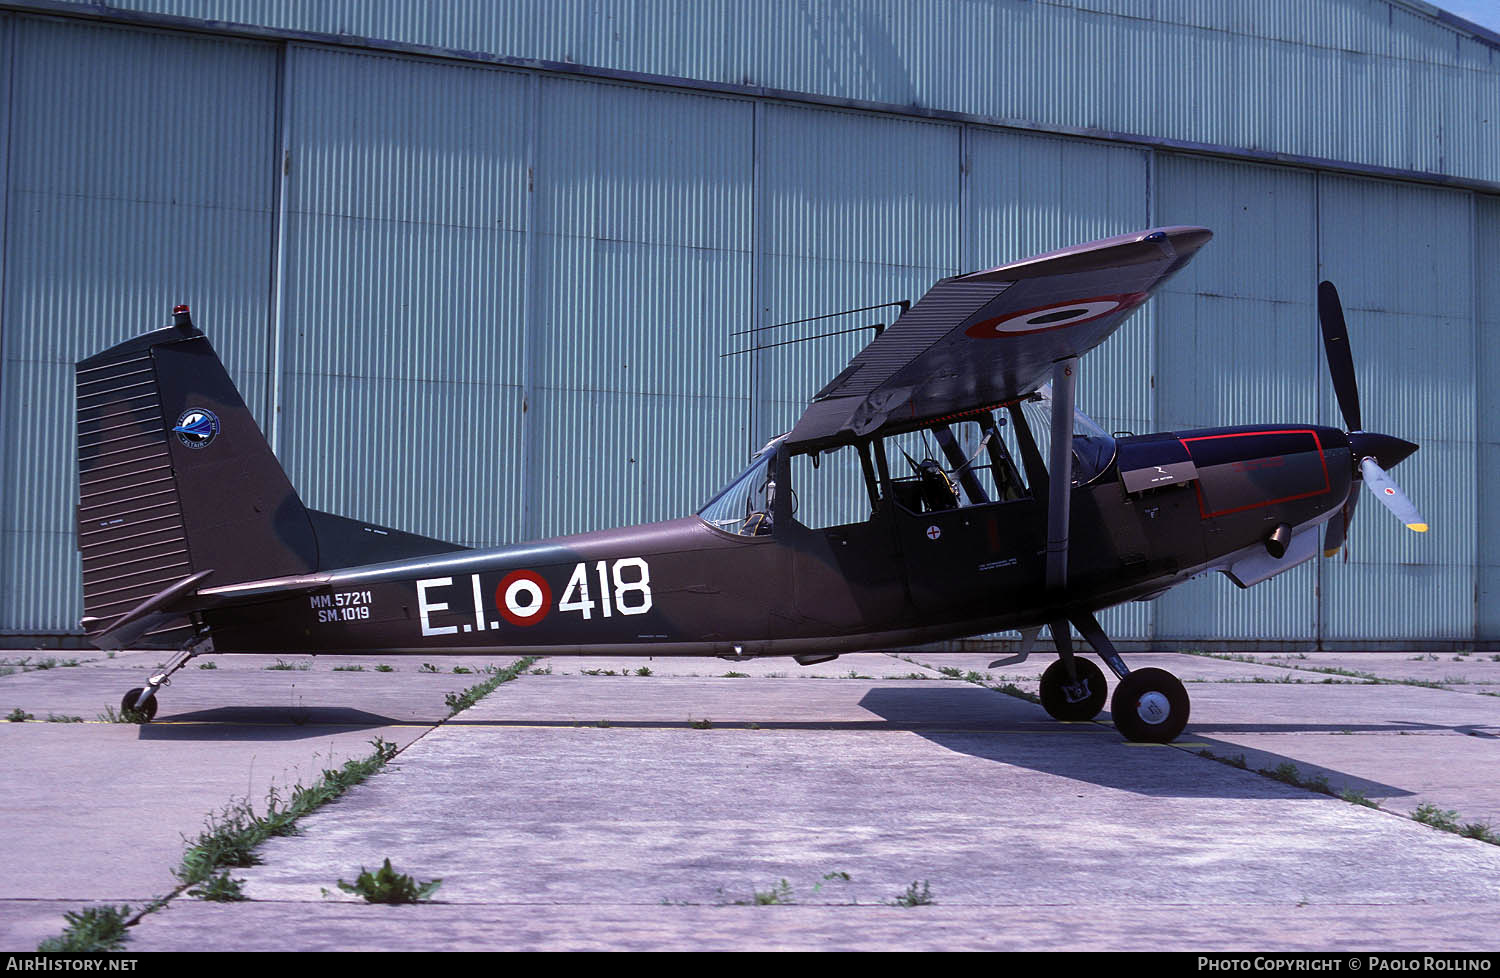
1039,657 -> 1108,721
120,687 -> 158,722
1110,668 -> 1189,743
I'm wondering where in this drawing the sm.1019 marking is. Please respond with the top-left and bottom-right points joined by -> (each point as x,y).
309,590 -> 373,624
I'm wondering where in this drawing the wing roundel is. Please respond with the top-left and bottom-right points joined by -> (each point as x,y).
784,226 -> 1212,451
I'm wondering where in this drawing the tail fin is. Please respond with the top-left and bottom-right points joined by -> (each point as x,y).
75,307 -> 460,648
76,308 -> 317,645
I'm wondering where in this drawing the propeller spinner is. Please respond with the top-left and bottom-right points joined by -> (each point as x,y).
1317,281 -> 1427,557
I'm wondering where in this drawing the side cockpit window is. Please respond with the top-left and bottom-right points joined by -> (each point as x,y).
882,415 -> 1029,513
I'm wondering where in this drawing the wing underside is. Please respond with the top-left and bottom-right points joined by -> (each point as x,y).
785,226 -> 1212,452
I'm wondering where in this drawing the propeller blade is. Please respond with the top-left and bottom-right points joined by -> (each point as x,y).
1323,492 -> 1360,557
1359,457 -> 1427,533
1318,281 -> 1363,433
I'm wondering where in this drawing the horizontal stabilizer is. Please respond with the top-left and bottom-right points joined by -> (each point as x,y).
83,569 -> 213,649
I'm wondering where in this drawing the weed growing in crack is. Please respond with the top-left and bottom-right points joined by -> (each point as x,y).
37,905 -> 133,951
188,871 -> 247,902
892,881 -> 934,907
335,858 -> 442,904
442,657 -> 536,717
175,738 -> 400,887
745,879 -> 793,905
96,705 -> 148,724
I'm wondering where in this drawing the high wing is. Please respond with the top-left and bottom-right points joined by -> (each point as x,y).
785,226 -> 1213,451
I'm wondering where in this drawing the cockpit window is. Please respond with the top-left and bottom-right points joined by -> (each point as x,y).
697,439 -> 780,536
1022,386 -> 1118,486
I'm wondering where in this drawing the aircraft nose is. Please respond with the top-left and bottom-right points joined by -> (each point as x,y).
1349,431 -> 1418,471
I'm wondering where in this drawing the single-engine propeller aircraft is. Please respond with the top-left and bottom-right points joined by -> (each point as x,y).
75,225 -> 1425,742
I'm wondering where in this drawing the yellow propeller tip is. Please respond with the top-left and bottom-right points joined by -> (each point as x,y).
1323,548 -> 1341,558
1406,523 -> 1429,533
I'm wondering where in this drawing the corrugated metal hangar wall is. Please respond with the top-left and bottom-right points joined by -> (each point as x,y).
1,0 -> 1496,649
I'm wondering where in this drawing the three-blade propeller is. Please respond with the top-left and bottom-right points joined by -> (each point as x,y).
1317,281 -> 1426,557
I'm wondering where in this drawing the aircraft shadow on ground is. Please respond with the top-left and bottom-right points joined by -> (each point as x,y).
138,705 -> 416,740
855,685 -> 1415,801
135,685 -> 1421,804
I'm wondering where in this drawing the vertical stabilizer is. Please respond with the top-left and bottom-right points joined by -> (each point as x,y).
76,310 -> 317,645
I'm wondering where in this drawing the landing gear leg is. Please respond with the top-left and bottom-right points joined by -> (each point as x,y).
121,644 -> 201,722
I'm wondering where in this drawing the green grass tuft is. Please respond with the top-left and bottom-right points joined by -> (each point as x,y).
1412,803 -> 1461,833
37,905 -> 133,951
188,871 -> 247,902
442,657 -> 536,717
746,879 -> 793,905
336,858 -> 442,904
892,880 -> 934,907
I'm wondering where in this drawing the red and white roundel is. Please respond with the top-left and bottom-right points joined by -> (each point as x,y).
964,293 -> 1147,339
496,570 -> 552,627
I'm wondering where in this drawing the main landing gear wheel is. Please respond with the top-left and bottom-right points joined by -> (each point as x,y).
1039,657 -> 1107,721
120,688 -> 158,722
1110,668 -> 1189,743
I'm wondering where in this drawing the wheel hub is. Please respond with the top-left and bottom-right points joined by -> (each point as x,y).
1136,690 -> 1171,725
1062,679 -> 1092,704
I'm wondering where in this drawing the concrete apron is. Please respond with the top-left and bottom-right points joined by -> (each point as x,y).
2,650 -> 1498,950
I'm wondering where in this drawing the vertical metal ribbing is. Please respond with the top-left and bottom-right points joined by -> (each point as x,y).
749,99 -> 765,457
0,16 -> 14,461
1313,171 -> 1324,651
520,71 -> 541,540
958,124 -> 970,273
1144,146 -> 1157,648
266,41 -> 292,456
1470,188 -> 1480,646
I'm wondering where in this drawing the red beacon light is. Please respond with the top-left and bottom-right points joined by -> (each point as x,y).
171,304 -> 193,330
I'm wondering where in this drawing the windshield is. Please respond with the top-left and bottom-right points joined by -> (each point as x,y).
697,438 -> 781,536
1023,386 -> 1118,485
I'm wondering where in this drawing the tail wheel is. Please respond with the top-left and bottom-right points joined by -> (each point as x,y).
120,688 -> 159,723
1039,657 -> 1107,721
1110,668 -> 1189,743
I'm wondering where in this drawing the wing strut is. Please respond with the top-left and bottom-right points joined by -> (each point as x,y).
1044,357 -> 1078,593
